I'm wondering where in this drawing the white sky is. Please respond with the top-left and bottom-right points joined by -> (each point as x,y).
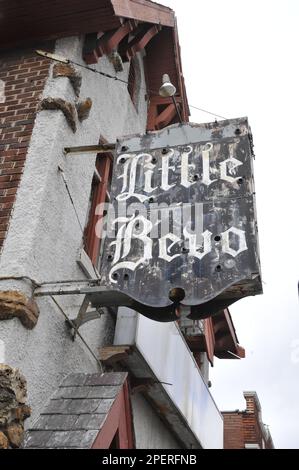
161,0 -> 299,449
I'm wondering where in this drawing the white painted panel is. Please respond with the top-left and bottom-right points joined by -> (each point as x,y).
135,315 -> 223,449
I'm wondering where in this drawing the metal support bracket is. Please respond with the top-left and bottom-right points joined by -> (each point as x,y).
34,281 -> 106,339
34,279 -> 234,324
64,143 -> 116,155
34,279 -> 102,297
65,294 -> 105,340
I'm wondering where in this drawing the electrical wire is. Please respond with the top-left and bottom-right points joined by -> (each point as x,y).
188,105 -> 227,120
71,57 -> 228,120
58,166 -> 101,281
50,295 -> 104,373
58,165 -> 85,234
36,50 -> 228,121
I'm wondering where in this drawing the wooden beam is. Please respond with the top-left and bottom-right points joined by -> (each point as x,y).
111,0 -> 175,28
154,103 -> 177,129
236,344 -> 246,358
185,334 -> 206,353
124,23 -> 161,60
99,345 -> 133,364
214,332 -> 232,351
172,25 -> 190,120
83,21 -> 138,64
146,102 -> 158,131
130,377 -> 156,394
212,309 -> 246,359
83,32 -> 100,64
146,96 -> 183,131
213,319 -> 227,336
204,318 -> 215,366
94,30 -> 116,59
100,20 -> 138,56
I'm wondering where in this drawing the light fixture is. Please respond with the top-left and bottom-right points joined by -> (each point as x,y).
159,74 -> 182,123
159,74 -> 176,97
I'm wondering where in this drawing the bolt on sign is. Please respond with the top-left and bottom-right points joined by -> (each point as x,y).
94,118 -> 262,322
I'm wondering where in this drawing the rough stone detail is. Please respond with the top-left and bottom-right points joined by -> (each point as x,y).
52,63 -> 82,96
40,97 -> 77,132
0,364 -> 31,449
76,97 -> 92,121
108,51 -> 124,72
0,431 -> 9,448
7,422 -> 24,448
0,290 -> 39,329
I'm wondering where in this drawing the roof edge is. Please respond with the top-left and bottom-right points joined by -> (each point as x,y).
111,0 -> 175,27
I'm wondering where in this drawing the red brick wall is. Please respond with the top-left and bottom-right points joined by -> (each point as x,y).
0,44 -> 53,252
223,409 -> 273,449
243,413 -> 262,447
223,412 -> 244,449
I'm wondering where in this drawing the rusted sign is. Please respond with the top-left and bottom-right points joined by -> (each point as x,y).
95,118 -> 262,321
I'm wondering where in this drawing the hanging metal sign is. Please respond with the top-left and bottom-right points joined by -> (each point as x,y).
94,118 -> 262,322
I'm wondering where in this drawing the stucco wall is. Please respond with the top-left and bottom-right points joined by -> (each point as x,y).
0,35 -> 148,426
131,394 -> 181,449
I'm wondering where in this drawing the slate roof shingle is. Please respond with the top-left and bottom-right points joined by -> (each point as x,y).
24,372 -> 128,449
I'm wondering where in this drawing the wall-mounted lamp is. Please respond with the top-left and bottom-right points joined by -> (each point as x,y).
159,74 -> 176,97
159,74 -> 182,123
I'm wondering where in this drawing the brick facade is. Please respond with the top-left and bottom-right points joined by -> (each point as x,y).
222,392 -> 274,449
0,44 -> 52,252
223,413 -> 244,449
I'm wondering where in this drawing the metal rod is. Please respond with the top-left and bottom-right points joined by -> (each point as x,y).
34,280 -> 102,297
172,95 -> 183,123
72,295 -> 90,339
50,295 -> 104,373
64,143 -> 116,155
36,49 -> 69,64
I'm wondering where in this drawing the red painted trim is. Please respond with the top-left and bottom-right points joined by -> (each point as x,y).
84,140 -> 113,266
125,24 -> 161,60
172,22 -> 190,120
155,103 -> 177,129
212,309 -> 245,359
111,0 -> 175,28
204,318 -> 215,366
83,33 -> 101,65
122,380 -> 135,448
147,98 -> 183,131
91,380 -> 134,449
102,20 -> 137,56
144,23 -> 189,128
147,102 -> 158,131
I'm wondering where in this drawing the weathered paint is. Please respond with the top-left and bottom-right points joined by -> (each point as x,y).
96,119 -> 262,321
113,307 -> 224,448
131,394 -> 181,449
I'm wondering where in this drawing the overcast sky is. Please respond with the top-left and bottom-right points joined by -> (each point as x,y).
160,0 -> 299,449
